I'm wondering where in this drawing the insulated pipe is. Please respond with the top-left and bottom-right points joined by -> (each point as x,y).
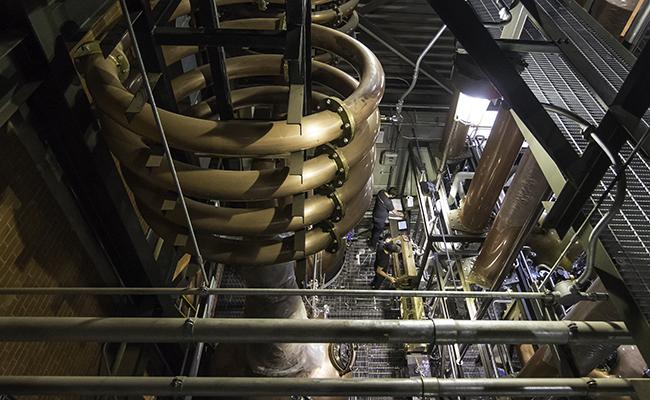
241,262 -> 321,376
469,150 -> 549,288
0,318 -> 631,345
458,107 -> 523,232
0,377 -> 637,397
447,171 -> 474,205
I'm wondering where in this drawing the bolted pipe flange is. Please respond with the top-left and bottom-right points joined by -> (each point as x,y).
316,219 -> 341,254
315,184 -> 346,223
316,97 -> 355,147
332,6 -> 343,26
74,41 -> 130,83
315,143 -> 349,187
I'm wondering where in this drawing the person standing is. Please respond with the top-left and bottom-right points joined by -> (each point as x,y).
369,187 -> 403,248
371,241 -> 401,290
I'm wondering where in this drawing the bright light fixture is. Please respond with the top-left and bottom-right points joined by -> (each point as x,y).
455,92 -> 490,126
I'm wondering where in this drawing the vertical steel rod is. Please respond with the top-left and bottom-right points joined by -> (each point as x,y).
118,0 -> 208,285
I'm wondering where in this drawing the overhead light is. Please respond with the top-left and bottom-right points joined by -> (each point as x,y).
455,92 -> 490,126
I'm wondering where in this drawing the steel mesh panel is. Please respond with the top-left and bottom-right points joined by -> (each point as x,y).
213,265 -> 245,318
484,0 -> 650,334
537,0 -> 632,89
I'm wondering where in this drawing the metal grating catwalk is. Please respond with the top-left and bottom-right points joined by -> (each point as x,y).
494,0 -> 650,326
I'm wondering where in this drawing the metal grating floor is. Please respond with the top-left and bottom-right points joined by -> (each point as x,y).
492,0 -> 650,334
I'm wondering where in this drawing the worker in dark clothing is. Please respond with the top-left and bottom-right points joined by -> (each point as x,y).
369,187 -> 403,248
371,241 -> 401,290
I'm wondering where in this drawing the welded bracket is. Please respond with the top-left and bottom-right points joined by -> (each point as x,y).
127,73 -> 161,122
289,151 -> 304,176
292,193 -> 305,219
315,143 -> 349,187
294,228 -> 306,252
317,219 -> 340,253
161,191 -> 177,211
287,84 -> 304,125
316,97 -> 355,147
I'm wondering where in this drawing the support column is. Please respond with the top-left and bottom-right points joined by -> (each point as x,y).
468,150 -> 549,287
456,107 -> 523,232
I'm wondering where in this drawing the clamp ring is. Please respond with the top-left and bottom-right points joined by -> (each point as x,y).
315,143 -> 349,187
316,219 -> 340,253
74,41 -> 130,83
316,97 -> 355,147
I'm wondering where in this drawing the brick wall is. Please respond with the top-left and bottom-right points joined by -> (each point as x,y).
0,121 -> 116,395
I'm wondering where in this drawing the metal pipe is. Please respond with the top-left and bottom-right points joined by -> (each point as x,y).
82,24 -> 384,156
394,24 -> 447,118
469,149 -> 549,288
0,376 -> 638,397
116,0 -> 208,285
0,318 -> 631,345
575,133 -> 626,290
447,171 -> 474,205
0,286 -> 608,300
457,107 -> 524,232
539,126 -> 650,289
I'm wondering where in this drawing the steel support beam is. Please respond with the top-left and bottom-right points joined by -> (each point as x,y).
0,377 -> 640,397
544,39 -> 650,234
424,0 -> 580,179
195,0 -> 234,119
130,0 -> 178,112
0,318 -> 631,345
357,15 -> 454,94
519,0 -> 650,158
152,26 -> 287,48
494,38 -> 560,53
